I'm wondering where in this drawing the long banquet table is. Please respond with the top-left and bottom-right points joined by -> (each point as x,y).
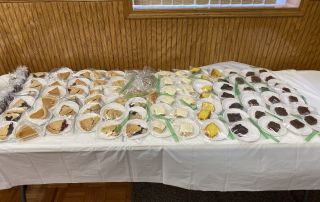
1,63 -> 320,191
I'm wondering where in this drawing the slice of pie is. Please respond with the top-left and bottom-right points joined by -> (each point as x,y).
112,80 -> 125,87
126,124 -> 147,137
85,95 -> 102,104
68,86 -> 85,95
12,99 -> 30,109
0,123 -> 14,140
93,79 -> 107,87
104,109 -> 122,120
15,125 -> 39,140
49,81 -> 62,87
57,72 -> 71,80
42,96 -> 57,109
152,121 -> 166,134
32,72 -> 47,78
80,71 -> 91,79
46,120 -> 69,135
47,87 -> 60,97
79,116 -> 100,131
59,105 -> 76,116
84,104 -> 101,114
101,125 -> 119,137
30,107 -> 48,119
4,109 -> 24,122
73,79 -> 87,86
30,79 -> 42,90
115,97 -> 127,105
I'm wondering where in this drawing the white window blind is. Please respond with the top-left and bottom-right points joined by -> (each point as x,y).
132,0 -> 299,9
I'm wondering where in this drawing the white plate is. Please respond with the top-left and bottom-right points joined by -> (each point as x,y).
192,79 -> 213,94
258,116 -> 287,136
261,91 -> 281,106
201,119 -> 227,141
303,114 -> 320,131
284,116 -> 313,136
280,93 -> 305,105
247,106 -> 268,120
150,103 -> 172,118
269,103 -> 290,119
223,108 -> 249,124
173,118 -> 199,139
100,103 -> 127,121
122,119 -> 149,140
230,120 -> 260,142
290,103 -> 315,116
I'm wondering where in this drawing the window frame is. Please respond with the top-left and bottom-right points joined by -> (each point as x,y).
125,0 -> 308,18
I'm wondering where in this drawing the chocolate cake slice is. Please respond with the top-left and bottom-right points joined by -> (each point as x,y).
297,106 -> 310,116
304,116 -> 317,126
290,119 -> 305,129
268,96 -> 280,104
221,92 -> 234,98
267,121 -> 281,132
229,103 -> 243,110
227,113 -> 242,122
231,124 -> 248,136
255,111 -> 265,119
221,84 -> 233,91
275,107 -> 288,116
246,72 -> 255,77
251,76 -> 261,83
265,76 -> 275,82
248,99 -> 259,107
289,96 -> 298,103
235,77 -> 245,84
244,87 -> 254,91
282,87 -> 291,93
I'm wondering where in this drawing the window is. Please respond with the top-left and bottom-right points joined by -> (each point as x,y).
132,0 -> 300,9
126,0 -> 307,18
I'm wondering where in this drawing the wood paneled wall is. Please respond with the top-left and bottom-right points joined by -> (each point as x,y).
0,0 -> 319,73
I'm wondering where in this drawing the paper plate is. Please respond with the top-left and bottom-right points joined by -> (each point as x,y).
258,116 -> 287,136
284,116 -> 313,136
230,120 -> 260,142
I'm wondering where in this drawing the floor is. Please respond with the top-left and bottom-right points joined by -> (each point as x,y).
0,183 -> 131,202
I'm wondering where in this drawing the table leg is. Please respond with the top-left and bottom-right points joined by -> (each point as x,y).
303,190 -> 309,202
20,185 -> 27,202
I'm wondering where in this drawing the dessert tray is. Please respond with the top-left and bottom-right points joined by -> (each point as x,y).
0,64 -> 319,143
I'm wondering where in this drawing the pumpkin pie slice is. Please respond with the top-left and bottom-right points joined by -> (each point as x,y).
30,79 -> 42,90
79,116 -> 100,131
80,71 -> 91,79
16,125 -> 39,140
42,96 -> 57,109
46,120 -> 69,135
47,87 -> 60,97
0,123 -> 14,140
59,105 -> 76,116
84,104 -> 101,114
49,81 -> 62,87
112,80 -> 125,87
30,107 -> 48,119
93,79 -> 107,87
57,72 -> 71,80
32,72 -> 47,78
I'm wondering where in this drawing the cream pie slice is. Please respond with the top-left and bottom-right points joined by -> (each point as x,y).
0,123 -> 14,140
152,120 -> 166,134
79,116 -> 100,131
46,120 -> 69,135
16,125 -> 38,140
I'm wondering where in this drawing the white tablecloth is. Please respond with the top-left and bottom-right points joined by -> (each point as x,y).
1,63 -> 320,191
